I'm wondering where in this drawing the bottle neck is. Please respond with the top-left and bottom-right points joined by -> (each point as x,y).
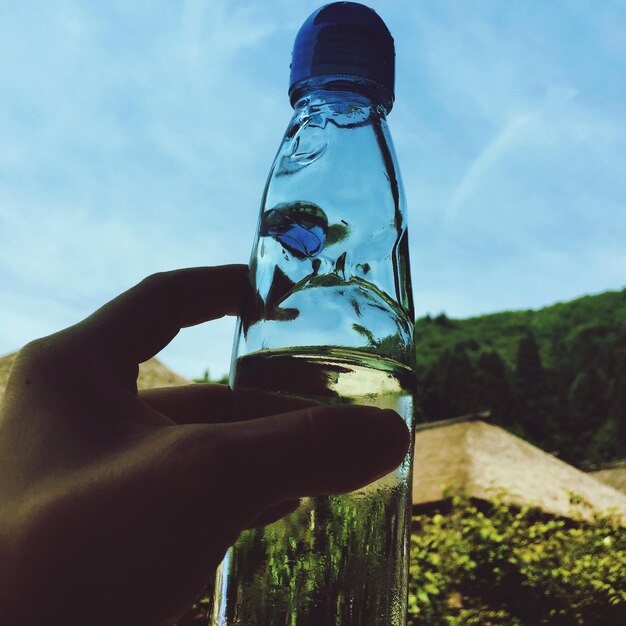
290,76 -> 391,117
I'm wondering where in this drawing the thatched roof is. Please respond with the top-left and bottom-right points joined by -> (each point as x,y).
0,351 -> 189,397
589,461 -> 626,495
412,417 -> 626,521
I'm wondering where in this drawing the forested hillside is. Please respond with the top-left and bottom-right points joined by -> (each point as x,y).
415,288 -> 626,468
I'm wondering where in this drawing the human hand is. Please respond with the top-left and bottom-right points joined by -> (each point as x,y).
0,266 -> 409,626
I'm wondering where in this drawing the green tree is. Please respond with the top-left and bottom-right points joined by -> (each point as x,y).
413,287 -> 626,467
475,350 -> 513,424
588,351 -> 626,464
513,331 -> 553,441
424,346 -> 478,420
515,331 -> 544,388
568,369 -> 609,435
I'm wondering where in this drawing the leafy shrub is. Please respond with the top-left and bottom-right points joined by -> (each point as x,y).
409,494 -> 626,626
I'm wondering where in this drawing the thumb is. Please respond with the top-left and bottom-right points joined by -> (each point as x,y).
220,404 -> 411,512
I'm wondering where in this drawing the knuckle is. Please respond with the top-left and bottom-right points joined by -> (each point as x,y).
17,337 -> 48,361
14,335 -> 63,371
139,271 -> 171,291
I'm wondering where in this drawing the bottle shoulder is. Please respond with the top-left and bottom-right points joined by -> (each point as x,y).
271,92 -> 403,206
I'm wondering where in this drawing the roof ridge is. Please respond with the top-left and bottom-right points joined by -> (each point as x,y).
414,410 -> 491,432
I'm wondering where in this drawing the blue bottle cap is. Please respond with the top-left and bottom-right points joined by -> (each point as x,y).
289,2 -> 395,111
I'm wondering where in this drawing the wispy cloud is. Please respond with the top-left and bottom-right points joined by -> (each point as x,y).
447,111 -> 536,221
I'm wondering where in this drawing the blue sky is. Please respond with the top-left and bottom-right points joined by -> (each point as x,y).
1,0 -> 625,379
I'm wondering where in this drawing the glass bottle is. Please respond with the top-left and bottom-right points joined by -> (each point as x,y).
211,3 -> 415,625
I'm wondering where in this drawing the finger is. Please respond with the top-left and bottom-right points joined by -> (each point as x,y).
233,387 -> 317,420
222,405 -> 410,508
139,384 -> 234,424
77,265 -> 248,365
138,385 -> 316,425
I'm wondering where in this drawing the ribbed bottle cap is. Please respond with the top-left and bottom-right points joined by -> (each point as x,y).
289,2 -> 395,110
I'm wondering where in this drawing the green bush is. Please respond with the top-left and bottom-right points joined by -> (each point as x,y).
409,494 -> 626,626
